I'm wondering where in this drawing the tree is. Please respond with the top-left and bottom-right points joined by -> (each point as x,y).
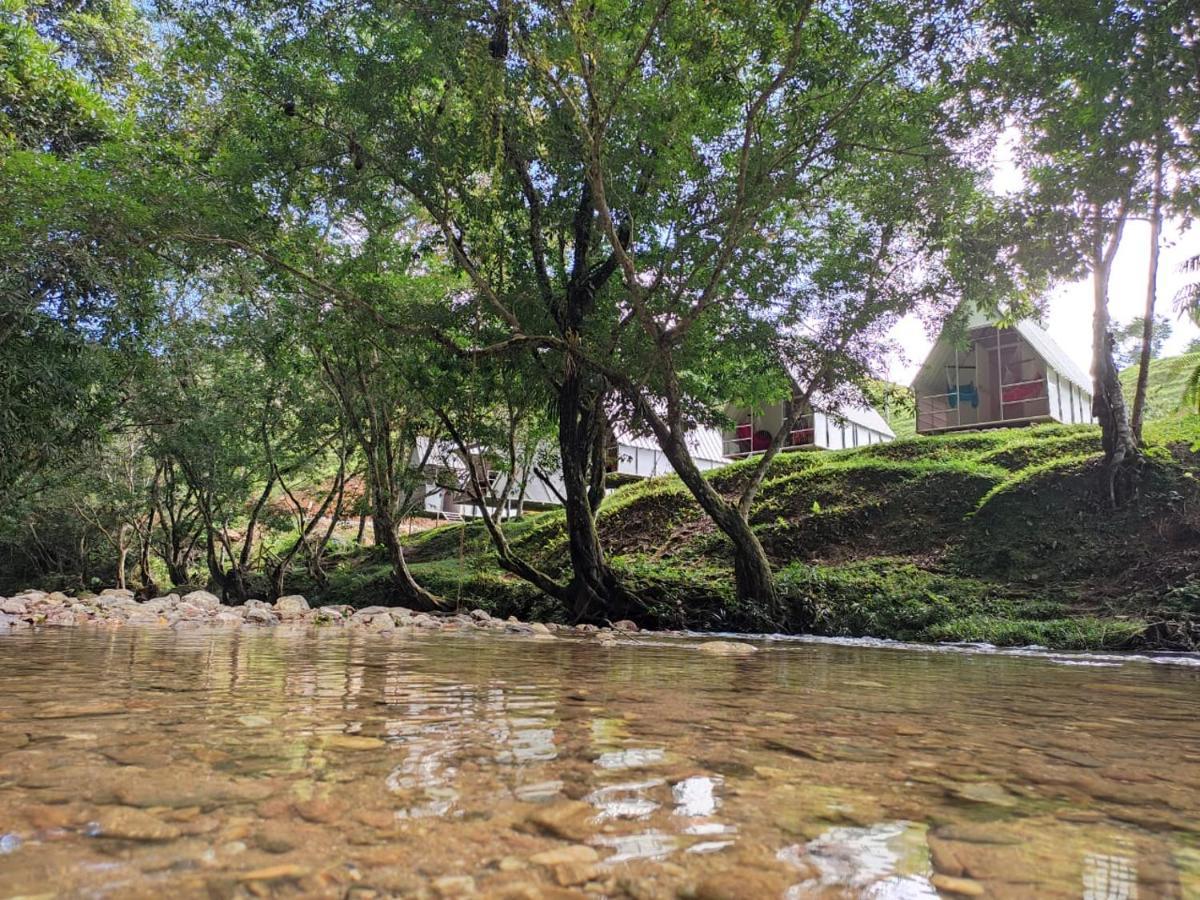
157,0 -> 1010,623
981,0 -> 1200,481
0,0 -> 158,503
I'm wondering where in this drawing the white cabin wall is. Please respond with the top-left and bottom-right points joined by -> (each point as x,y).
810,412 -> 825,450
1046,368 -> 1063,423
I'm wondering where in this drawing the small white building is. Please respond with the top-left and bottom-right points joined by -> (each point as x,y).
912,310 -> 1095,435
604,426 -> 727,484
721,400 -> 895,457
416,427 -> 726,519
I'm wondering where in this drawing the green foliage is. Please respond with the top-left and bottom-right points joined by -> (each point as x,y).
922,616 -> 1146,651
1112,315 -> 1172,370
1120,352 -> 1200,420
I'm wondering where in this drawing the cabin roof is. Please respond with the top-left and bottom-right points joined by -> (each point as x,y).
615,426 -> 726,464
818,400 -> 896,439
912,310 -> 1092,394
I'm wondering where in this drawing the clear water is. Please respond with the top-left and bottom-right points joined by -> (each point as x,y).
1,627 -> 1198,898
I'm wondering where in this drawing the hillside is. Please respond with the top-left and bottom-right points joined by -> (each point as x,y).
1120,351 -> 1199,420
322,416 -> 1200,651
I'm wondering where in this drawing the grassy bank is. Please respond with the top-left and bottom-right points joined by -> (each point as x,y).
317,412 -> 1199,651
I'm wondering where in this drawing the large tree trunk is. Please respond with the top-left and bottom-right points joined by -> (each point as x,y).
555,370 -> 633,622
115,524 -> 131,591
1092,244 -> 1138,503
167,558 -> 189,587
1132,142 -> 1165,444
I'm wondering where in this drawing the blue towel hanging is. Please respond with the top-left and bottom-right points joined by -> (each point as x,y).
946,382 -> 980,409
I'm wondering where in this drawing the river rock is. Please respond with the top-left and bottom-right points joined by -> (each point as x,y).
114,774 -> 273,809
294,797 -> 346,824
530,845 -> 599,867
523,801 -> 596,842
432,875 -> 476,897
951,781 -> 1018,808
91,807 -> 182,841
323,734 -> 385,750
99,588 -> 135,601
253,821 -> 299,853
612,620 -> 639,633
314,607 -> 344,623
469,609 -> 491,621
691,869 -> 792,899
244,607 -> 278,625
237,864 -> 308,882
126,609 -> 163,625
529,622 -> 553,634
697,641 -> 759,656
530,844 -> 601,883
44,607 -> 81,626
931,874 -> 985,897
274,594 -> 309,617
175,602 -> 210,620
181,590 -> 221,610
0,597 -> 26,615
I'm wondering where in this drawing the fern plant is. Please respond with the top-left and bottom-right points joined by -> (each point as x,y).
1177,254 -> 1200,412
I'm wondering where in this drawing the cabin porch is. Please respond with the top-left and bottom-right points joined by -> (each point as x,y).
723,406 -> 817,459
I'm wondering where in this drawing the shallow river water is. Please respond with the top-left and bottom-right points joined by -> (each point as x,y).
1,628 -> 1198,899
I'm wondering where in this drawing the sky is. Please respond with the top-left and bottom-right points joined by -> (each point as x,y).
883,142 -> 1200,386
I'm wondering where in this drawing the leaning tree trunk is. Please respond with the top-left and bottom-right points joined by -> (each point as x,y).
371,495 -> 441,610
1132,142 -> 1164,445
648,424 -> 786,627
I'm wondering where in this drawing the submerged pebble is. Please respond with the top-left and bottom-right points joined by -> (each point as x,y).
696,641 -> 759,656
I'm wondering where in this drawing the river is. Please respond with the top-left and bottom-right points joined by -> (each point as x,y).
1,627 -> 1197,898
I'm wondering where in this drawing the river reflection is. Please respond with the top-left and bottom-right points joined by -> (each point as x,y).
0,627 -> 1198,898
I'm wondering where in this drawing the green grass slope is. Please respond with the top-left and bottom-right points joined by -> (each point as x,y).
1120,351 -> 1199,421
323,417 -> 1200,651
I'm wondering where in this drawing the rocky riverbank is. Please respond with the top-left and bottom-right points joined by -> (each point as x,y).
0,587 -> 761,655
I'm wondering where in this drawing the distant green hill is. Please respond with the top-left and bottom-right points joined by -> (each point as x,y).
1119,351 -> 1199,420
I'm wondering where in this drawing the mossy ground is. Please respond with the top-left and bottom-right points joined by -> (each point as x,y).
316,412 -> 1200,651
